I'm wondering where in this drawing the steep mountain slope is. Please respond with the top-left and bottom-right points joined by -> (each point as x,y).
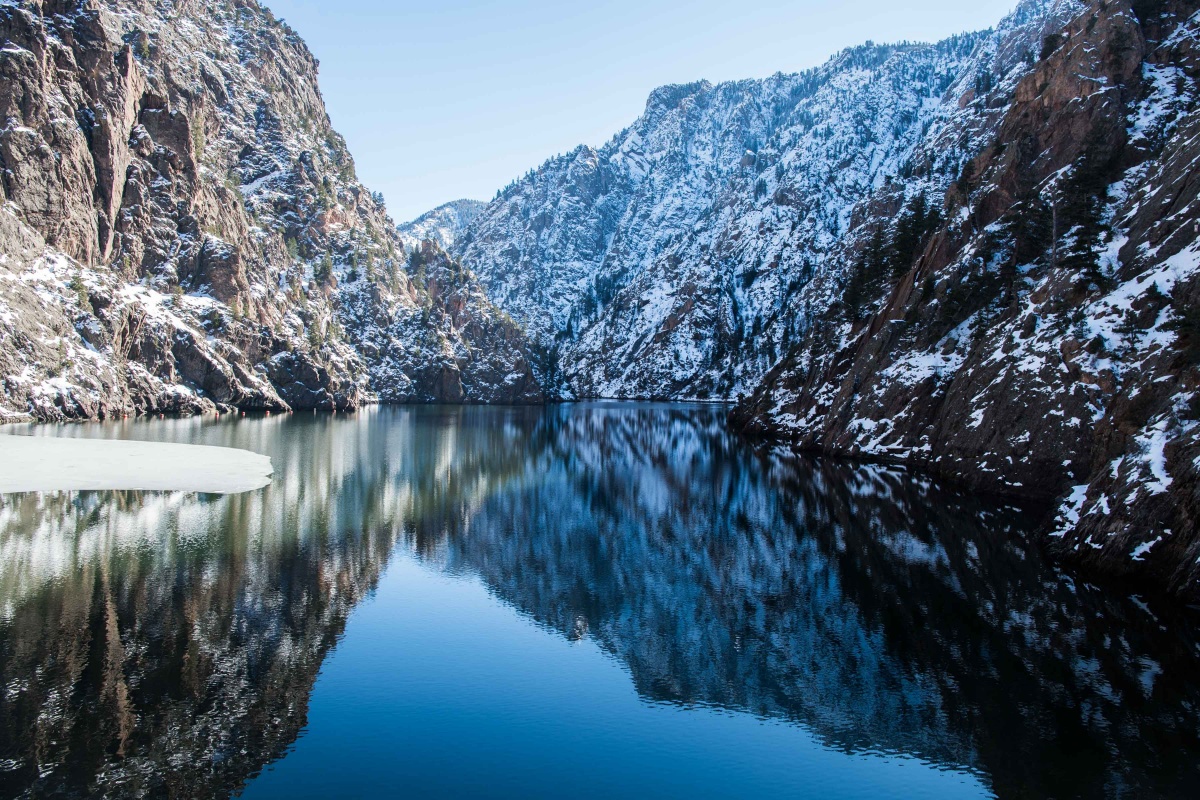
734,0 -> 1200,600
0,0 -> 538,422
340,241 -> 542,403
454,0 -> 1084,399
397,198 -> 484,251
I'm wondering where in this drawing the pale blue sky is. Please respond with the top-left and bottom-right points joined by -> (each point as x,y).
264,0 -> 1019,222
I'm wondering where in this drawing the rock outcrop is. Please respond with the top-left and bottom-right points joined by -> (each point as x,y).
340,241 -> 542,404
0,0 -> 538,422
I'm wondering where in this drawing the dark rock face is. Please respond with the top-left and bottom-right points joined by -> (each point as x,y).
0,0 -> 540,422
262,351 -> 362,412
734,0 -> 1200,601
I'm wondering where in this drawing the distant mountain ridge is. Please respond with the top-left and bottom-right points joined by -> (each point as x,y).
397,199 -> 485,251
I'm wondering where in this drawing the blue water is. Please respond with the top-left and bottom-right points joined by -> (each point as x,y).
243,556 -> 987,799
0,404 -> 1197,799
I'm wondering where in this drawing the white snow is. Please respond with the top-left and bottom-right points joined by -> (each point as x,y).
0,434 -> 273,494
1139,420 -> 1174,495
1131,536 -> 1162,562
1051,484 -> 1090,537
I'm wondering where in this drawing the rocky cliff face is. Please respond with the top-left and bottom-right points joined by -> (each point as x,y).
733,0 -> 1200,601
0,0 -> 538,422
340,241 -> 542,403
454,0 -> 1083,399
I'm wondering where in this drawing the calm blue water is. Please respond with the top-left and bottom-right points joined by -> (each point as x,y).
0,404 -> 1197,799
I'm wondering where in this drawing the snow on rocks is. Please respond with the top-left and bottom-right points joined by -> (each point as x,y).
0,0 -> 537,421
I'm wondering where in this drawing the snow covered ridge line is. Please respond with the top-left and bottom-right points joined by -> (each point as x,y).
0,433 -> 272,494
397,199 -> 486,252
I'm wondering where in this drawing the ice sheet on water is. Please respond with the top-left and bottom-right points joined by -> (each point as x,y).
0,434 -> 273,494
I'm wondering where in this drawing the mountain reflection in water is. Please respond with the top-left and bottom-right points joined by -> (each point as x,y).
0,404 -> 1196,799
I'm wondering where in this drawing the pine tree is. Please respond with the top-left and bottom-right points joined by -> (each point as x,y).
888,192 -> 940,278
1165,290 -> 1200,365
1055,138 -> 1118,290
1040,33 -> 1064,61
314,253 -> 333,284
1010,192 -> 1053,268
69,275 -> 89,309
843,259 -> 869,320
864,227 -> 887,281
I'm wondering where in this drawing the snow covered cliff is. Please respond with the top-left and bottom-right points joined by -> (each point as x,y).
454,0 -> 1085,399
733,0 -> 1200,599
0,0 -> 539,422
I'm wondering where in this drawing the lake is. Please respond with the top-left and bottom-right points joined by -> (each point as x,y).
0,403 -> 1197,798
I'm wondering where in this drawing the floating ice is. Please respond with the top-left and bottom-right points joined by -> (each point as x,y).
0,433 -> 273,494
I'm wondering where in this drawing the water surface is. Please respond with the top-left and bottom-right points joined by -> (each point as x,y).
0,404 -> 1197,799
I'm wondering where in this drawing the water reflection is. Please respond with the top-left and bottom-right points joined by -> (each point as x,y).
0,405 -> 1197,798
